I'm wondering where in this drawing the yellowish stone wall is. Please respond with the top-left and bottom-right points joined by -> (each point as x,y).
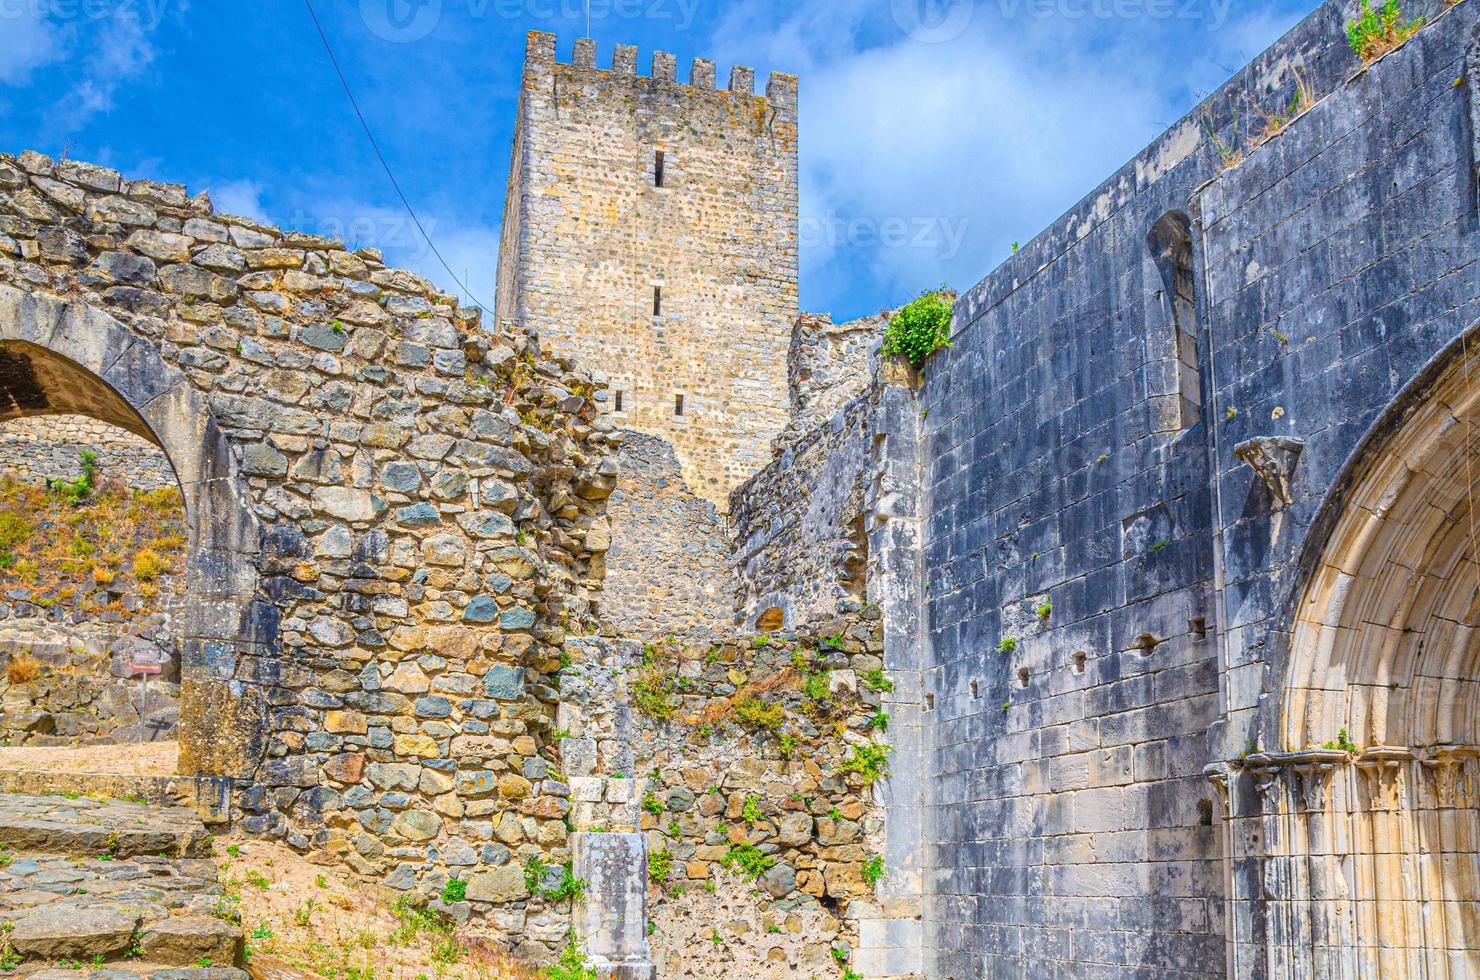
496,33 -> 798,508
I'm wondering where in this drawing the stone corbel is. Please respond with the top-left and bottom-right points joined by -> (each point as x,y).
1234,436 -> 1305,508
1243,749 -> 1347,812
1418,744 -> 1479,808
1203,762 -> 1231,813
1353,745 -> 1414,812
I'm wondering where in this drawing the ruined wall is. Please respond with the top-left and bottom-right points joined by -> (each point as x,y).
730,397 -> 872,631
496,32 -> 799,507
0,620 -> 180,745
0,149 -> 619,962
0,415 -> 175,490
600,431 -> 730,641
557,615 -> 903,979
781,311 -> 887,449
914,0 -> 1474,975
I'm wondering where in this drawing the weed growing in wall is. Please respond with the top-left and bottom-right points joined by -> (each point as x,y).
720,842 -> 775,881
543,942 -> 597,980
860,668 -> 894,694
882,287 -> 954,369
648,848 -> 673,883
734,697 -> 786,731
1346,0 -> 1424,63
839,742 -> 892,787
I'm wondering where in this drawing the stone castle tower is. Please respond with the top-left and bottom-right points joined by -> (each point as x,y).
494,32 -> 799,507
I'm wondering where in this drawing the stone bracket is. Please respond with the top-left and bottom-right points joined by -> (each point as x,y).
1234,436 -> 1305,508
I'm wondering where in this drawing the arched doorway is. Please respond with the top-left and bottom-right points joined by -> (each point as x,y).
1272,332 -> 1480,976
0,285 -> 269,798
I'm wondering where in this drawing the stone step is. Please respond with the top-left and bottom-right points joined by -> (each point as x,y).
27,969 -> 249,980
0,793 -> 209,859
139,915 -> 244,967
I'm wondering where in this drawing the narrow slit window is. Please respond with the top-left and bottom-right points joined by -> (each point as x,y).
654,151 -> 666,187
674,393 -> 684,417
614,390 -> 624,413
1148,211 -> 1202,430
653,286 -> 662,316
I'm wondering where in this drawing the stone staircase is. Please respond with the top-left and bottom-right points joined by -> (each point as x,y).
0,793 -> 244,978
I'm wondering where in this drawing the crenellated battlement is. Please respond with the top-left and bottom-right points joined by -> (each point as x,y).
499,30 -> 798,508
522,31 -> 796,107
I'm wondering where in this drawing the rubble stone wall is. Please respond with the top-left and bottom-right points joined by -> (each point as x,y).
730,390 -> 873,632
0,618 -> 181,745
0,148 -> 619,961
781,311 -> 886,449
0,416 -> 176,491
600,431 -> 730,641
557,615 -> 901,980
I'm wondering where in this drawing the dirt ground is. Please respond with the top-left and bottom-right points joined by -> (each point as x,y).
0,739 -> 178,775
217,835 -> 546,980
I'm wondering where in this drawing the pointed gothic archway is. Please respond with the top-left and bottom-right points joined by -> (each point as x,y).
0,284 -> 271,797
1257,328 -> 1480,978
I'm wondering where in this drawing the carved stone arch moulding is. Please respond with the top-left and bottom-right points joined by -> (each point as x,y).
1256,322 -> 1480,977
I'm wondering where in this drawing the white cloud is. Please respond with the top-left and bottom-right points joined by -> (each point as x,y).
0,9 -> 61,83
56,9 -> 158,128
709,0 -> 1310,316
208,179 -> 271,223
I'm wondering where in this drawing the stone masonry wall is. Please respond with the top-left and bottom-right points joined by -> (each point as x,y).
731,366 -> 900,632
1190,5 -> 1480,974
601,431 -> 730,642
781,311 -> 887,449
913,0 -> 1470,976
0,618 -> 180,745
557,615 -> 903,979
0,149 -> 620,963
495,32 -> 799,508
0,415 -> 175,490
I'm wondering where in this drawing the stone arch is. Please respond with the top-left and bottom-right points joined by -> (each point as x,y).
1270,328 -> 1480,975
0,284 -> 269,788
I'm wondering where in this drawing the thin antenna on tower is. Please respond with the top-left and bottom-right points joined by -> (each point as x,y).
585,0 -> 590,38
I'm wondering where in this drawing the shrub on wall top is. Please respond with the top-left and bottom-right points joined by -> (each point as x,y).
1346,0 -> 1424,63
882,287 -> 954,369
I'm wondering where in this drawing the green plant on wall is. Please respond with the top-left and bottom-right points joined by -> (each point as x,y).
838,742 -> 892,787
882,287 -> 954,368
1346,0 -> 1424,63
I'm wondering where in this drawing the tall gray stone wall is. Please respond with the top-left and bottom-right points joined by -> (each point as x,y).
913,0 -> 1471,975
0,415 -> 175,490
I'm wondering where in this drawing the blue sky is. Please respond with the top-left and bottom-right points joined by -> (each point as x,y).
0,0 -> 1313,321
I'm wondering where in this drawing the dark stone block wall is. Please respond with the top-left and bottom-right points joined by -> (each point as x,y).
914,0 -> 1476,975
